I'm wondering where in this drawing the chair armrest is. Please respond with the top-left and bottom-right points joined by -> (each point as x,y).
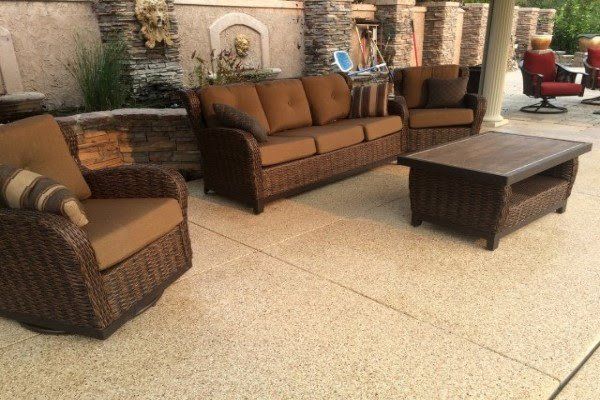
583,61 -> 600,89
557,64 -> 587,83
83,165 -> 188,213
463,93 -> 487,135
520,64 -> 544,97
0,208 -> 112,328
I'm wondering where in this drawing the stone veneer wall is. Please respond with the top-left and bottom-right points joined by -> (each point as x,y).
92,0 -> 184,104
536,9 -> 556,36
56,109 -> 199,176
421,2 -> 462,66
459,3 -> 489,67
514,7 -> 540,61
303,0 -> 352,75
375,0 -> 416,68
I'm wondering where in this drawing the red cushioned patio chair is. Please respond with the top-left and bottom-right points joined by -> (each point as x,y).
520,51 -> 586,114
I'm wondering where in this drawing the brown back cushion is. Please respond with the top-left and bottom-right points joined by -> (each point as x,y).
425,77 -> 468,108
400,65 -> 461,109
301,74 -> 351,125
349,83 -> 389,118
200,84 -> 270,133
0,115 -> 91,200
256,79 -> 312,133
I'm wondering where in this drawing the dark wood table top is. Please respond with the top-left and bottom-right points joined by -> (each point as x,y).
398,132 -> 592,185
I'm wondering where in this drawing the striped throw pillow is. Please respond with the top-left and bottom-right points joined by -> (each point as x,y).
0,164 -> 88,227
349,82 -> 389,119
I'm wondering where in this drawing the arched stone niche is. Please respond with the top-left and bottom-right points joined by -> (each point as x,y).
209,13 -> 270,69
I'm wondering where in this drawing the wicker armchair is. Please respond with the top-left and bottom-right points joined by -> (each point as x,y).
583,48 -> 600,106
519,51 -> 586,113
392,65 -> 486,153
0,116 -> 192,339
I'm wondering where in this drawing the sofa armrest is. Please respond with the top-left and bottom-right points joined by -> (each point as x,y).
388,95 -> 410,151
0,208 -> 112,328
464,93 -> 487,135
201,127 -> 264,206
83,165 -> 188,213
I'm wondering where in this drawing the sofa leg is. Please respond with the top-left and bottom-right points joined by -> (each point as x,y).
253,201 -> 264,215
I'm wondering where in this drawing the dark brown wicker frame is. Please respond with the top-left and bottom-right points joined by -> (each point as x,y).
0,122 -> 192,339
583,56 -> 600,105
392,66 -> 487,153
519,60 -> 586,113
179,81 -> 408,214
409,159 -> 579,250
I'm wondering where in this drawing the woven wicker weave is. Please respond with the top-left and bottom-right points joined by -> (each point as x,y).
409,160 -> 578,250
180,84 -> 408,213
0,123 -> 192,339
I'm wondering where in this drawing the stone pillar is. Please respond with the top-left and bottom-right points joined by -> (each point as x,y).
92,0 -> 184,105
304,0 -> 352,76
459,3 -> 489,67
481,0 -> 516,127
514,7 -> 540,61
507,6 -> 520,70
373,0 -> 416,68
421,2 -> 462,66
536,9 -> 556,35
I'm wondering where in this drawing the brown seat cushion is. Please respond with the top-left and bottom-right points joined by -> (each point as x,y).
277,124 -> 364,154
333,116 -> 403,141
83,198 -> 183,271
258,135 -> 317,166
301,74 -> 351,125
399,65 -> 461,109
409,108 -> 474,129
256,79 -> 312,133
200,84 -> 270,132
0,114 -> 91,200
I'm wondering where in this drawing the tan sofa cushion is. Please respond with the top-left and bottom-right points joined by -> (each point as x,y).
333,116 -> 403,141
409,108 -> 474,129
301,74 -> 351,125
256,79 -> 312,133
277,124 -> 364,154
83,198 -> 183,271
258,135 -> 317,166
0,114 -> 91,200
200,84 -> 270,132
400,65 -> 461,109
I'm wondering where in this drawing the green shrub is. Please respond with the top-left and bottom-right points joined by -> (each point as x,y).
553,0 -> 600,54
68,36 -> 130,112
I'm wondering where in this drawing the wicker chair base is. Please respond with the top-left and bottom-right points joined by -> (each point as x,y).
408,160 -> 577,250
406,127 -> 474,153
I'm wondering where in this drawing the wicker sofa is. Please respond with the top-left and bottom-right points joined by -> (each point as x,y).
181,74 -> 408,213
392,65 -> 486,152
0,115 -> 192,339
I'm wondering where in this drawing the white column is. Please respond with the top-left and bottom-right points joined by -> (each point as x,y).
480,0 -> 516,127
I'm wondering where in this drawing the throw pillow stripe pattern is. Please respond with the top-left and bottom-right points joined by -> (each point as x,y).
0,164 -> 89,227
349,83 -> 389,119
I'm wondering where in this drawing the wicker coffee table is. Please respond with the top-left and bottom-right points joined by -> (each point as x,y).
398,132 -> 592,250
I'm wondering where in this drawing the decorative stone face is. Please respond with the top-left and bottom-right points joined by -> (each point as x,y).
135,0 -> 174,49
235,34 -> 250,58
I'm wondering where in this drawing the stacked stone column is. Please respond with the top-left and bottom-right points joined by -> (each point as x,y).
421,2 -> 462,66
514,7 -> 540,61
459,3 -> 489,67
536,9 -> 556,35
92,0 -> 184,105
374,0 -> 416,68
304,0 -> 353,76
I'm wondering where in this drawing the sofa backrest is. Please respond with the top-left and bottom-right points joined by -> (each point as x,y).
197,74 -> 352,134
0,114 -> 92,200
255,79 -> 313,134
396,65 -> 464,109
301,74 -> 351,126
199,83 -> 271,133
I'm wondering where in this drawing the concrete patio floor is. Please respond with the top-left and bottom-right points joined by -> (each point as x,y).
1,73 -> 599,399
